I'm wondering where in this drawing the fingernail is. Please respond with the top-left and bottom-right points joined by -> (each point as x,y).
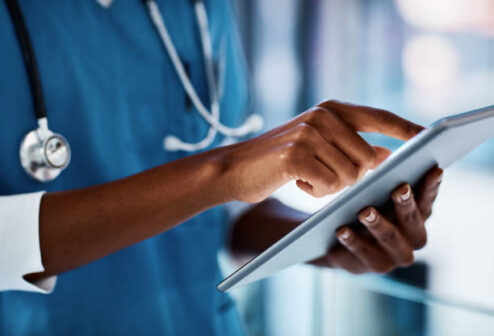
399,185 -> 411,202
358,207 -> 377,226
364,208 -> 377,223
338,227 -> 351,240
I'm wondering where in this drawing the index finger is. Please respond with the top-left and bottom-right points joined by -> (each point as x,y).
319,100 -> 424,141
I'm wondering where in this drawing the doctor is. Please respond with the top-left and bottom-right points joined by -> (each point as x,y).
0,0 -> 442,335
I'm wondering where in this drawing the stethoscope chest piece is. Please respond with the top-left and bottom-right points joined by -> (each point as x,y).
7,0 -> 71,182
20,119 -> 71,182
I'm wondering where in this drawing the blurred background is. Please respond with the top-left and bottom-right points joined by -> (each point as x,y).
221,0 -> 494,335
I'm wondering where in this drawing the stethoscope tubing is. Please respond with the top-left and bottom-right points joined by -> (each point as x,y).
145,0 -> 263,152
8,0 -> 264,180
5,0 -> 47,121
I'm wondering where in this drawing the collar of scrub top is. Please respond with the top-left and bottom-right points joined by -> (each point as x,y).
97,0 -> 264,152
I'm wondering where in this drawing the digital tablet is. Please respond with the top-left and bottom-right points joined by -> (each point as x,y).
218,105 -> 494,292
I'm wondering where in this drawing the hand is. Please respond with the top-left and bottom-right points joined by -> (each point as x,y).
218,100 -> 423,203
311,167 -> 443,274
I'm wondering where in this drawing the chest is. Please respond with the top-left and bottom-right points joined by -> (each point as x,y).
0,0 -> 248,193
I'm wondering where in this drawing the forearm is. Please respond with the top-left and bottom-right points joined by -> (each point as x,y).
229,198 -> 309,256
27,149 -> 229,281
26,100 -> 425,281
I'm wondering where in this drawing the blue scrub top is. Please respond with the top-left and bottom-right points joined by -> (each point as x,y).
0,0 -> 250,335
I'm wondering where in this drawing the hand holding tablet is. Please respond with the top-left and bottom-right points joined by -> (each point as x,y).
219,105 -> 494,292
311,166 -> 442,274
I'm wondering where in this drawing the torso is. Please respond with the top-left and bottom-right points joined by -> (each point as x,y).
0,1 -> 248,334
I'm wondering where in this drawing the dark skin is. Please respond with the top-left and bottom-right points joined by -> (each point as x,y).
230,167 -> 442,273
25,101 -> 440,282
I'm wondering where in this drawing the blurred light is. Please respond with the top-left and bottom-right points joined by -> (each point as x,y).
255,51 -> 300,115
402,34 -> 459,89
395,0 -> 494,33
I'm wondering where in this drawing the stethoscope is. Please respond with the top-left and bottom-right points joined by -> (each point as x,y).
6,0 -> 263,183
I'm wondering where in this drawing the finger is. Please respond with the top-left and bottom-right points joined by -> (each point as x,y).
372,146 -> 392,168
302,108 -> 377,174
289,122 -> 361,186
317,145 -> 361,187
416,167 -> 443,219
319,100 -> 424,141
336,226 -> 394,273
358,207 -> 415,266
391,184 -> 427,249
308,131 -> 361,187
289,150 -> 339,197
323,245 -> 367,274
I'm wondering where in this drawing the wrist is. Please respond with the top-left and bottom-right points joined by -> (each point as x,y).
195,147 -> 236,206
203,145 -> 238,205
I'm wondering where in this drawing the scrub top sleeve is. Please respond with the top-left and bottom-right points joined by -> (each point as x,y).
0,191 -> 56,294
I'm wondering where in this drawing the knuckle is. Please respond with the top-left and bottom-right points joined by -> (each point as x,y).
286,141 -> 305,157
318,99 -> 339,109
344,164 -> 360,184
352,243 -> 368,256
280,143 -> 304,172
294,123 -> 315,141
360,147 -> 377,168
306,107 -> 328,122
279,143 -> 294,162
379,228 -> 397,244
